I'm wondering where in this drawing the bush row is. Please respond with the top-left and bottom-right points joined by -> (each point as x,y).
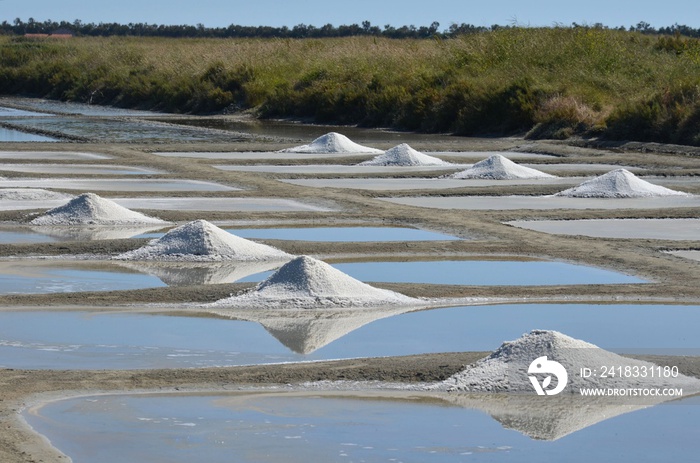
1,29 -> 700,145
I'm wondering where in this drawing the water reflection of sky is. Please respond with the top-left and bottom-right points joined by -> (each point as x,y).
2,99 -> 156,116
0,106 -> 54,117
1,304 -> 697,370
0,127 -> 57,142
24,392 -> 700,463
134,226 -> 461,242
0,259 -> 640,293
7,118 -> 248,143
238,260 -> 645,285
0,267 -> 166,295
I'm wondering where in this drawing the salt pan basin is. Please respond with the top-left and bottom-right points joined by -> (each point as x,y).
666,250 -> 700,262
115,259 -> 635,287
0,151 -> 111,160
382,195 -> 700,210
509,218 -> 700,240
0,197 -> 335,213
0,163 -> 163,175
0,128 -> 56,142
0,97 -> 158,116
218,163 -> 640,176
0,178 -> 237,192
114,197 -> 337,212
137,226 -> 461,242
19,258 -> 615,295
24,391 -> 700,463
0,106 -> 53,117
8,117 -> 249,143
0,225 -> 166,243
155,150 -> 558,161
0,261 -> 165,295
281,177 -> 584,191
235,260 -> 644,285
2,304 -> 698,370
214,164 -> 469,174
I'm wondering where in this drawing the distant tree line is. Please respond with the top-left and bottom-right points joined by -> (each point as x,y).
3,18 -> 700,39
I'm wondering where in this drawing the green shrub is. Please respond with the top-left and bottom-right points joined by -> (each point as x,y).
2,29 -> 700,144
605,83 -> 700,145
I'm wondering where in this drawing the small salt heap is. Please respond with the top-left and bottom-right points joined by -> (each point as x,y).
213,255 -> 420,308
279,132 -> 383,154
358,143 -> 452,166
451,154 -> 555,179
115,219 -> 292,261
30,192 -> 167,225
436,330 -> 700,393
556,169 -> 688,198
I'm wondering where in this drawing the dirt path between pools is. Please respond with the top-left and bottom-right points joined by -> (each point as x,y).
0,134 -> 699,462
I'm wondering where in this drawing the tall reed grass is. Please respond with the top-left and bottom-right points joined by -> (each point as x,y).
2,28 -> 700,144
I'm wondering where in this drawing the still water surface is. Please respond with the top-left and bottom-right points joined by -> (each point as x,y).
1,304 -> 697,370
25,392 -> 700,463
0,259 -> 643,294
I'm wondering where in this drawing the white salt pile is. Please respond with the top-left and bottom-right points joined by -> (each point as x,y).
556,168 -> 688,198
358,143 -> 452,166
451,154 -> 555,179
30,192 -> 167,226
212,255 -> 420,308
279,132 -> 383,154
0,188 -> 73,201
115,219 -> 292,262
436,330 -> 700,393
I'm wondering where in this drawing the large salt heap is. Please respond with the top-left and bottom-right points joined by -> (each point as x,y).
115,219 -> 292,262
358,143 -> 452,166
213,255 -> 420,308
437,330 -> 700,393
556,168 -> 688,198
451,154 -> 555,179
279,132 -> 383,154
30,192 -> 167,225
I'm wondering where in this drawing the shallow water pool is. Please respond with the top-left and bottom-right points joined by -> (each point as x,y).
7,117 -> 249,143
0,259 -> 638,293
0,163 -> 164,175
155,150 -> 558,161
0,261 -> 166,295
282,177 -> 583,191
237,260 -> 644,285
137,226 -> 462,242
0,196 -> 333,212
0,106 -> 53,117
24,391 -> 700,463
509,218 -> 700,240
382,195 -> 700,210
0,127 -> 57,142
0,150 -> 112,160
0,229 -> 59,244
0,224 -> 167,242
3,98 -> 158,116
1,304 -> 697,369
0,178 -> 237,192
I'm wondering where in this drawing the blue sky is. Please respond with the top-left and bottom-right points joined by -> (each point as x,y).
3,0 -> 700,29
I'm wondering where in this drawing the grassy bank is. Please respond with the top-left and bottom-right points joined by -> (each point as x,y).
2,28 -> 700,144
